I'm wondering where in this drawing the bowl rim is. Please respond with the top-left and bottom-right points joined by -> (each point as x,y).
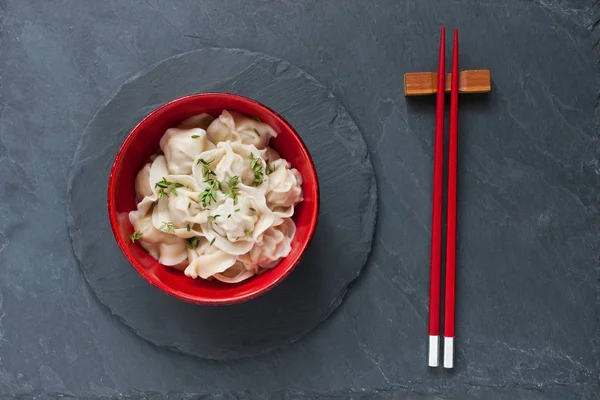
107,92 -> 320,305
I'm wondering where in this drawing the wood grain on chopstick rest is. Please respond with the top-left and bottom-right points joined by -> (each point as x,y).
404,70 -> 490,96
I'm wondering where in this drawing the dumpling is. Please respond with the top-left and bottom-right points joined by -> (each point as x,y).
204,116 -> 231,144
200,185 -> 274,256
239,218 -> 296,270
148,155 -> 170,189
177,113 -> 214,130
213,262 -> 255,283
130,155 -> 170,217
151,196 -> 207,238
129,211 -> 188,266
215,142 -> 267,187
140,172 -> 202,226
265,146 -> 281,164
184,240 -> 237,279
159,128 -> 215,175
266,159 -> 303,208
265,159 -> 303,224
206,110 -> 276,149
193,141 -> 266,187
208,197 -> 256,242
238,185 -> 275,239
135,163 -> 153,200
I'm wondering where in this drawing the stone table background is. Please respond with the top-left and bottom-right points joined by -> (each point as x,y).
0,0 -> 598,399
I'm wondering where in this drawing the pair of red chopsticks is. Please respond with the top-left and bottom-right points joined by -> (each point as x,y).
428,27 -> 459,369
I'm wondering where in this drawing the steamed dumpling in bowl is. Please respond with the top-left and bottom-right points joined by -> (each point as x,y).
176,113 -> 214,130
206,110 -> 276,149
199,184 -> 275,256
192,141 -> 265,188
184,238 -> 237,280
239,218 -> 296,270
213,262 -> 255,283
129,211 -> 188,266
159,127 -> 215,174
266,159 -> 303,224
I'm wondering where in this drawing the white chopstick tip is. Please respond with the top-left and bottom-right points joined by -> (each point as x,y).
428,335 -> 440,367
443,336 -> 454,368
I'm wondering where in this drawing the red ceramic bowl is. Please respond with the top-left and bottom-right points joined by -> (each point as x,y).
108,93 -> 319,305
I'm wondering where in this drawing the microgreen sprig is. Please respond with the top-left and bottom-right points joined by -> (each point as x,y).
199,187 -> 217,207
195,159 -> 222,207
155,177 -> 184,198
197,158 -> 215,178
249,153 -> 265,186
129,231 -> 143,243
160,221 -> 175,233
225,175 -> 239,199
186,237 -> 200,249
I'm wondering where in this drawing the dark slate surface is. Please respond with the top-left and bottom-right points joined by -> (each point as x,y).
67,48 -> 377,360
0,0 -> 598,398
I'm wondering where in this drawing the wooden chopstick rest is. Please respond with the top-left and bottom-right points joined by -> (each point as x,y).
404,70 -> 490,96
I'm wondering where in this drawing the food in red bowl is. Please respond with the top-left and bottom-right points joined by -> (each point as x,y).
108,93 -> 319,305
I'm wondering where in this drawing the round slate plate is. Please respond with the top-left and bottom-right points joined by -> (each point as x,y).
67,48 -> 377,360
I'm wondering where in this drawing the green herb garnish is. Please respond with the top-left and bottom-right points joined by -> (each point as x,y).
186,224 -> 191,232
253,128 -> 260,137
186,237 -> 200,249
249,207 -> 256,212
209,237 -> 216,246
204,177 -> 221,191
197,158 -> 215,178
199,187 -> 217,207
249,153 -> 265,186
160,221 -> 175,233
224,175 -> 239,199
191,135 -> 200,139
249,153 -> 259,169
245,229 -> 251,238
252,116 -> 261,122
155,177 -> 184,197
197,159 -> 222,193
235,208 -> 240,212
129,231 -> 143,243
265,165 -> 272,175
155,178 -> 170,189
207,215 -> 220,221
227,175 -> 239,186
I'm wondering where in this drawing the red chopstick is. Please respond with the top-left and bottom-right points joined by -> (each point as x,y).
428,26 -> 445,368
444,29 -> 459,369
